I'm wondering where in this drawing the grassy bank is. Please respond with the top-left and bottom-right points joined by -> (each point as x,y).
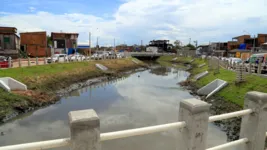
158,55 -> 267,106
0,58 -> 143,120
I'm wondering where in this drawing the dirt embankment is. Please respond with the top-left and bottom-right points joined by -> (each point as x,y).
158,56 -> 243,141
0,59 -> 145,123
182,81 -> 242,141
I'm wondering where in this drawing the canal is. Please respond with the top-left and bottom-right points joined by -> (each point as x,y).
0,65 -> 234,149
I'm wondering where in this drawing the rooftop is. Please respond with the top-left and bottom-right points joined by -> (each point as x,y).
51,32 -> 79,35
20,31 -> 46,34
232,34 -> 251,39
0,26 -> 17,33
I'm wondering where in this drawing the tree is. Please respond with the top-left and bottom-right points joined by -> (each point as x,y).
174,40 -> 182,49
185,43 -> 196,50
47,35 -> 52,46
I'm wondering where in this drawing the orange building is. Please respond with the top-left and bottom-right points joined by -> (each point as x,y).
257,34 -> 267,46
20,31 -> 51,57
232,35 -> 251,44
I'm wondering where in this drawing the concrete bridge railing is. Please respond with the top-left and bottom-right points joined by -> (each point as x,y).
1,91 -> 267,150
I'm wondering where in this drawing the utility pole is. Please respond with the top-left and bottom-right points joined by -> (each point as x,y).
141,40 -> 143,51
189,38 -> 191,44
114,38 -> 116,52
193,40 -> 198,48
89,32 -> 91,57
96,37 -> 99,51
252,35 -> 255,53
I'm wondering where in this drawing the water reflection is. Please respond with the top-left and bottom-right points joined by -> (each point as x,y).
0,66 -> 234,150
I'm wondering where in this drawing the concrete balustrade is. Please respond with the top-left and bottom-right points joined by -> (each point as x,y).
177,98 -> 211,150
1,91 -> 267,150
240,91 -> 267,150
69,109 -> 100,150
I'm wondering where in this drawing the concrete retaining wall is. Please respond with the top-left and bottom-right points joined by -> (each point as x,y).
96,64 -> 108,71
194,71 -> 208,80
0,77 -> 27,92
197,79 -> 228,99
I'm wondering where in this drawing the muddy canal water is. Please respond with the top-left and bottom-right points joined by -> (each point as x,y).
0,66 -> 236,150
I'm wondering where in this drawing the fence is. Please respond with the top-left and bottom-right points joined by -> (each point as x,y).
4,54 -> 126,69
0,91 -> 267,150
216,58 -> 267,75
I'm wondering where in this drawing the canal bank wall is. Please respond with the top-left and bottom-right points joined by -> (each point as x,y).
0,58 -> 145,123
157,56 -> 244,141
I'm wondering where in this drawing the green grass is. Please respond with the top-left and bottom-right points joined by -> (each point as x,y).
0,62 -> 97,82
0,59 -> 141,121
158,56 -> 267,106
0,89 -> 31,119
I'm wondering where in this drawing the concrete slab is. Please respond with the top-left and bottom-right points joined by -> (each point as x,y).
197,79 -> 228,99
0,77 -> 27,92
189,59 -> 195,63
132,59 -> 139,64
194,71 -> 209,80
96,64 -> 108,71
198,63 -> 206,68
172,57 -> 177,61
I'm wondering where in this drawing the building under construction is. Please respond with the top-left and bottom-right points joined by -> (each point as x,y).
20,31 -> 51,57
148,40 -> 172,52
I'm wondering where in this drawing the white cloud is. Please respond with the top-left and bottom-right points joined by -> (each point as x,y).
28,6 -> 36,12
1,0 -> 267,45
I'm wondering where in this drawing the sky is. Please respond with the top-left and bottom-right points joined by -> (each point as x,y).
0,0 -> 267,46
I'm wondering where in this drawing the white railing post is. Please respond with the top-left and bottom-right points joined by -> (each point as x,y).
177,98 -> 211,150
36,57 -> 39,65
69,109 -> 100,150
28,57 -> 31,66
8,57 -> 12,68
18,58 -> 21,67
240,91 -> 267,150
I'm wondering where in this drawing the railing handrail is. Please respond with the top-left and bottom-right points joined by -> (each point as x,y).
208,109 -> 252,122
0,109 -> 257,150
100,121 -> 186,141
206,138 -> 248,150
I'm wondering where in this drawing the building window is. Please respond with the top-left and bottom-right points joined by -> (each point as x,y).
4,37 -> 10,43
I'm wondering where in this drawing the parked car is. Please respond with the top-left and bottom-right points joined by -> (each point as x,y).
47,54 -> 68,63
230,58 -> 242,65
116,53 -> 123,58
0,56 -> 11,68
69,53 -> 86,61
91,53 -> 99,59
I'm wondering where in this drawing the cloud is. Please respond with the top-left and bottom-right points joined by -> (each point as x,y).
0,11 -> 117,46
28,6 -> 36,12
0,0 -> 267,45
114,0 -> 267,43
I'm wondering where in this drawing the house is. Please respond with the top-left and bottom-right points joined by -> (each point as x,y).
196,44 -> 211,55
148,40 -> 170,52
227,41 -> 239,50
232,35 -> 251,44
210,42 -> 228,57
51,32 -> 79,55
0,27 -> 20,58
20,31 -> 51,57
77,43 -> 90,55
